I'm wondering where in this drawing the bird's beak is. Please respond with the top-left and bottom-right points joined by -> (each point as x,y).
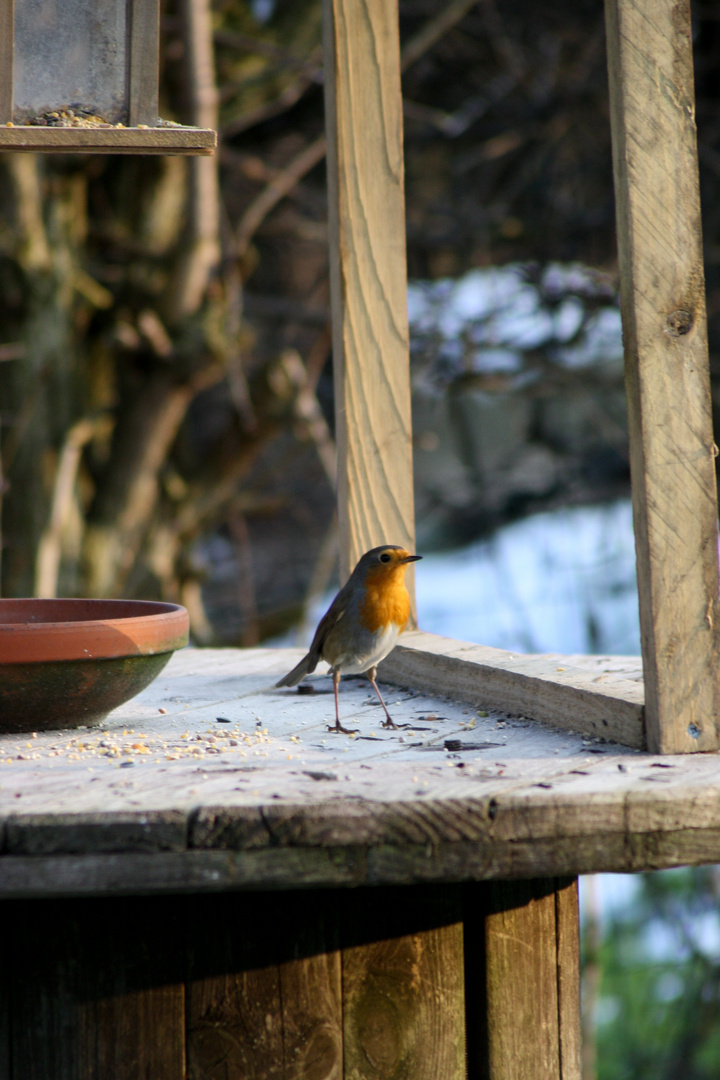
402,554 -> 422,563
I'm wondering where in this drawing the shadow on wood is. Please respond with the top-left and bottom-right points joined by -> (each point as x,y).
0,882 -> 578,1079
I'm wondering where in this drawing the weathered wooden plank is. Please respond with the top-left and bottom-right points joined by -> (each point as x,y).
187,894 -> 285,1079
279,957 -> 343,1078
555,879 -> 582,1080
341,887 -> 465,1080
0,848 -> 369,897
0,126 -> 216,154
128,0 -> 159,127
0,920 -> 9,1080
604,0 -> 720,753
10,768 -> 717,862
0,0 -> 13,124
322,0 -> 417,596
466,878 -> 579,1080
10,756 -> 720,866
8,896 -> 185,1080
10,646 -> 720,891
381,631 -> 645,748
4,809 -> 187,854
187,892 -> 343,1080
6,824 -> 720,897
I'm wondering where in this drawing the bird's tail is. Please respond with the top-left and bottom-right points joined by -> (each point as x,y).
276,651 -> 315,687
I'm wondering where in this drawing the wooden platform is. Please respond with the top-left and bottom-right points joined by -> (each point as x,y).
2,639 -> 719,899
0,125 -> 217,154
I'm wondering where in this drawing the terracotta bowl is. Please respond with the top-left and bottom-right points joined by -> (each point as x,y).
0,599 -> 189,733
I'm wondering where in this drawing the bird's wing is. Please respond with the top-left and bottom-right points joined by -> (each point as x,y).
307,595 -> 348,662
308,568 -> 363,659
276,593 -> 348,688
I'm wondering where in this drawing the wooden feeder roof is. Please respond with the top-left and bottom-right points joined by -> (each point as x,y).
0,0 -> 216,154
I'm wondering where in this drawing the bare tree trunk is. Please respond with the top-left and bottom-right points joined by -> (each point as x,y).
1,156 -> 82,597
164,0 -> 220,322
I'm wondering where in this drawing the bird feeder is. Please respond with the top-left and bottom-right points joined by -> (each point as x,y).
0,0 -> 216,154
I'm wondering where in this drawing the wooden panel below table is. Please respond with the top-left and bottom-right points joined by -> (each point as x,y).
0,882 -> 576,1079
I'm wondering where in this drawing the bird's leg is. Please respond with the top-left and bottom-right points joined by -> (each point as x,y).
328,669 -> 355,734
367,667 -> 397,729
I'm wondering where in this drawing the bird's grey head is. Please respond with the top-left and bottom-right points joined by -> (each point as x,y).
355,545 -> 422,571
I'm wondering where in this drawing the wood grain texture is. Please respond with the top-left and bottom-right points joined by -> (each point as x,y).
4,809 -> 187,854
8,896 -> 185,1080
0,126 -> 216,154
188,892 -> 343,1080
381,630 -> 646,748
188,897 -> 285,1080
6,815 -> 720,896
0,919 -> 9,1080
0,0 -> 13,124
322,0 -> 417,603
279,949 -> 343,1080
341,887 -> 465,1080
466,878 -> 579,1080
129,0 -> 159,127
555,879 -> 582,1080
8,645 -> 720,892
605,0 -> 720,753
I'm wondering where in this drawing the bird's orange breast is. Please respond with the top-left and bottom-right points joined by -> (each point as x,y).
359,566 -> 411,634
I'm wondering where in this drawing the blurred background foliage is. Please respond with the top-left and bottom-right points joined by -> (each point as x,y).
1,0 -> 719,645
583,869 -> 720,1080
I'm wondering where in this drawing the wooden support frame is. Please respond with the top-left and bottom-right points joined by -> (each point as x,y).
0,0 -> 716,1076
0,0 -> 13,124
128,0 -> 160,129
320,3 -> 582,1077
382,630 -> 646,748
323,0 -> 417,601
2,885 -> 580,1080
319,0 -> 720,760
605,0 -> 720,754
465,879 -> 581,1080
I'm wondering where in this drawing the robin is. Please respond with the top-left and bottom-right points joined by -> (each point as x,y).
276,545 -> 422,733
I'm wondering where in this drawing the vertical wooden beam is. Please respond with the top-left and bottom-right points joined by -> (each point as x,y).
341,886 -> 466,1080
0,0 -> 14,124
128,0 -> 159,127
556,879 -> 582,1078
187,892 -> 343,1079
605,0 -> 720,753
9,896 -> 186,1080
322,0 -> 417,601
465,878 -> 581,1080
0,921 -> 9,1079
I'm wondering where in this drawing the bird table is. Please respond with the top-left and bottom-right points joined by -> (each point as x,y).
1,640 -> 720,1079
1,0 -> 718,1076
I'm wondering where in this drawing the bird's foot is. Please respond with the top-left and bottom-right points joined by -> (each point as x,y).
381,716 -> 398,730
328,721 -> 358,735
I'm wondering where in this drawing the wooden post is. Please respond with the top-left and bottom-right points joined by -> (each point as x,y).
8,896 -> 186,1080
0,0 -> 13,124
188,893 -> 343,1079
129,0 -> 160,128
465,878 -> 581,1080
322,0 -> 417,599
341,887 -> 466,1080
605,0 -> 720,754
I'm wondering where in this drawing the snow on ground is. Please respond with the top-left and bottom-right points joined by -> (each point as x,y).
416,498 -> 640,656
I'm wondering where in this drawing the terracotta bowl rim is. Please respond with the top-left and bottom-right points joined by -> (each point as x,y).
0,598 -> 189,664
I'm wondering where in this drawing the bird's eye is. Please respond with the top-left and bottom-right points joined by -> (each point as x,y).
380,552 -> 391,563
